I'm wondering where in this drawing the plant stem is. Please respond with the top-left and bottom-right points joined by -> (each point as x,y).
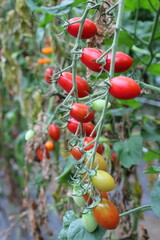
140,82 -> 160,93
120,205 -> 152,217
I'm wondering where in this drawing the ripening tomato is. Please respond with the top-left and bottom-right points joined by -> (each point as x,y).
70,103 -> 94,123
67,118 -> 96,137
48,124 -> 61,141
86,152 -> 107,171
36,146 -> 50,161
82,211 -> 98,233
80,48 -> 133,73
84,137 -> 104,155
83,190 -> 108,204
45,140 -> 54,151
93,198 -> 120,229
42,47 -> 53,55
45,67 -> 53,84
67,17 -> 97,39
38,58 -> 51,65
109,76 -> 141,100
58,72 -> 90,98
91,170 -> 115,192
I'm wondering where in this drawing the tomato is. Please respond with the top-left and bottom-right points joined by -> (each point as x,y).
80,48 -> 133,73
72,185 -> 85,207
105,52 -> 133,73
109,76 -> 141,99
42,47 -> 54,55
70,147 -> 83,160
67,118 -> 96,137
36,146 -> 50,161
80,48 -> 105,72
83,190 -> 108,204
45,67 -> 53,84
86,152 -> 107,171
93,198 -> 120,229
82,211 -> 98,232
25,129 -> 35,141
84,137 -> 104,155
111,153 -> 117,163
45,140 -> 54,151
38,58 -> 51,65
67,17 -> 97,39
48,124 -> 61,141
70,103 -> 94,123
91,170 -> 115,192
91,99 -> 111,112
58,72 -> 90,98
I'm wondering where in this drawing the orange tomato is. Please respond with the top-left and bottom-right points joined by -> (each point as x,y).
45,140 -> 54,151
42,47 -> 54,55
38,58 -> 51,65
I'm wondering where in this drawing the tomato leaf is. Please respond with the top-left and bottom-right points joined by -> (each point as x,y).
56,157 -> 74,185
113,136 -> 142,168
107,108 -> 134,116
151,181 -> 160,217
63,211 -> 78,227
68,218 -> 106,240
144,166 -> 160,174
25,0 -> 38,11
36,27 -> 45,48
143,151 -> 160,162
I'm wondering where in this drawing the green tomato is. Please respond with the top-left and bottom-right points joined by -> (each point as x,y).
72,186 -> 85,207
25,129 -> 35,141
91,99 -> 111,112
91,170 -> 115,192
82,211 -> 98,232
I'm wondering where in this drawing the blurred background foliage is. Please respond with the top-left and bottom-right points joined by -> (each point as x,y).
0,0 -> 160,239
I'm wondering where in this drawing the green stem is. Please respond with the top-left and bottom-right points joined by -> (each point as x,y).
148,5 -> 160,49
120,205 -> 152,217
140,82 -> 160,93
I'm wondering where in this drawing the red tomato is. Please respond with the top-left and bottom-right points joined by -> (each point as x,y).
80,48 -> 105,72
70,148 -> 83,160
67,118 -> 96,137
83,191 -> 108,204
105,52 -> 133,73
45,67 -> 53,84
58,72 -> 90,98
67,17 -> 97,39
109,76 -> 141,99
36,146 -> 50,161
70,103 -> 94,123
84,137 -> 104,155
48,124 -> 61,141
45,140 -> 54,151
80,48 -> 133,73
93,198 -> 120,229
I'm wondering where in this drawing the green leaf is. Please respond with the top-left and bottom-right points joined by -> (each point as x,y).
148,63 -> 160,76
151,181 -> 160,217
116,99 -> 141,108
124,0 -> 159,12
143,151 -> 160,162
144,166 -> 160,174
63,211 -> 78,227
39,13 -> 54,27
56,157 -> 74,185
68,218 -> 106,240
25,0 -> 38,11
107,108 -> 134,116
113,136 -> 143,168
141,123 -> 160,141
36,27 -> 45,48
38,0 -> 75,15
118,31 -> 135,48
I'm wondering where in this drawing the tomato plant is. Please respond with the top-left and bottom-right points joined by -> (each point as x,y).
93,198 -> 120,229
58,72 -> 90,98
67,17 -> 97,39
82,211 -> 98,232
70,103 -> 94,123
48,124 -> 61,141
91,170 -> 115,192
67,118 -> 96,137
45,67 -> 53,84
109,76 -> 141,99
